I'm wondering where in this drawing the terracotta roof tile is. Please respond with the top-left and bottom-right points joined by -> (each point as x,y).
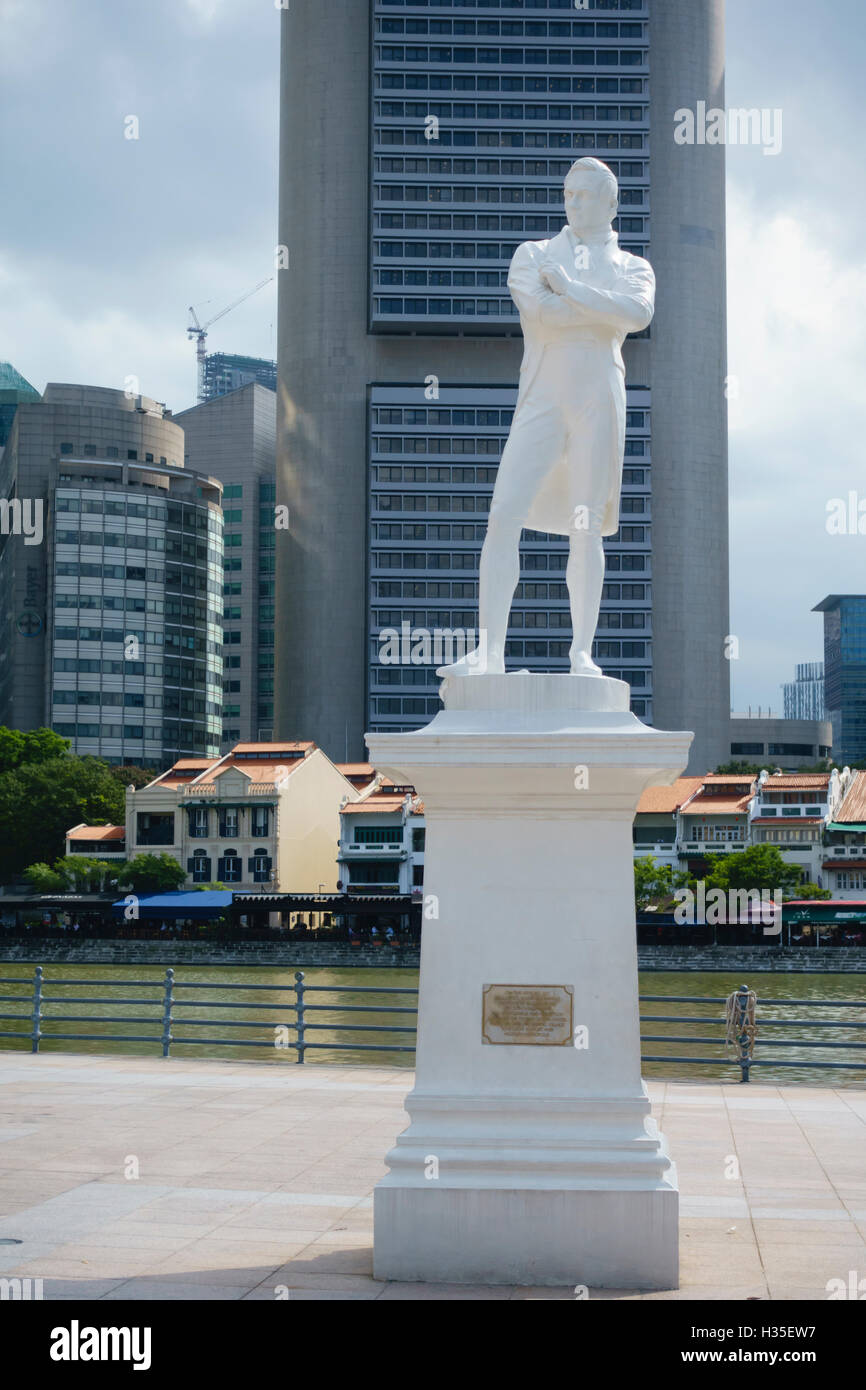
834,772 -> 866,823
681,795 -> 753,816
635,777 -> 704,815
66,825 -> 125,842
759,774 -> 830,790
193,757 -> 307,787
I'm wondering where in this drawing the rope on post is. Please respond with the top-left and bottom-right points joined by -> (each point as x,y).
725,984 -> 757,1082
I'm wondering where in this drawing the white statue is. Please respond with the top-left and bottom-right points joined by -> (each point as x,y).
439,157 -> 655,679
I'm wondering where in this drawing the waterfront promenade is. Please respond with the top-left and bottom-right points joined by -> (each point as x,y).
0,1053 -> 863,1300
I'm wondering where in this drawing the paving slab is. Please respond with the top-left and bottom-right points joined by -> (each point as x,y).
0,1052 -> 863,1301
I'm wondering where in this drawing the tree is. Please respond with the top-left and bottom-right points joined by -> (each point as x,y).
23,862 -> 66,894
22,856 -> 122,895
784,882 -> 831,901
61,856 -> 120,892
0,726 -> 70,775
108,765 -> 155,792
704,844 -> 802,896
634,855 -> 690,911
0,756 -> 125,881
116,854 -> 186,895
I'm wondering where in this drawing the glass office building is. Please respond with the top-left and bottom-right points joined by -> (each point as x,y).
814,597 -> 866,765
782,662 -> 826,723
0,385 -> 224,767
177,384 -> 278,746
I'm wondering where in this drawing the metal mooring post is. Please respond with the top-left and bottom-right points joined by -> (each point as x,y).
30,966 -> 43,1055
737,983 -> 752,1083
162,968 -> 174,1058
295,970 -> 306,1064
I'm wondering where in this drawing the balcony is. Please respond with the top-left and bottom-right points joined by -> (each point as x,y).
340,843 -> 407,860
181,784 -> 280,799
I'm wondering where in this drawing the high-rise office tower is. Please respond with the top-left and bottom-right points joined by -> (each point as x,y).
0,362 -> 41,450
177,383 -> 278,746
202,354 -> 278,403
782,661 -> 826,723
814,596 -> 866,765
0,385 -> 224,766
276,0 -> 729,773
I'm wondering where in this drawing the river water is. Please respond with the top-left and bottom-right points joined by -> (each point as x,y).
1,963 -> 864,1087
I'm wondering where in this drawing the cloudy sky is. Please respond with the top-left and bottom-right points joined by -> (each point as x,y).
1,0 -> 863,716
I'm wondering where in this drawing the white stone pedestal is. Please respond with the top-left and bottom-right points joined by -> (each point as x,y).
367,673 -> 693,1289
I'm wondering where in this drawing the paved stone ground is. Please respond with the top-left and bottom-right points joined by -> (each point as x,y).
0,1053 -> 863,1301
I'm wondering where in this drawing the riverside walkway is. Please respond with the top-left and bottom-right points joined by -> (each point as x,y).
0,1053 -> 863,1301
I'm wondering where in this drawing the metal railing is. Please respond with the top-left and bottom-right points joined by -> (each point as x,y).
639,992 -> 866,1081
0,971 -> 864,1079
0,969 -> 417,1063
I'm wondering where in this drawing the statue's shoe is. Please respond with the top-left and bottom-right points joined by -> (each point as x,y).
436,647 -> 504,678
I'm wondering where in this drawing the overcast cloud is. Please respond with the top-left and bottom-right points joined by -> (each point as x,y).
0,0 -> 863,716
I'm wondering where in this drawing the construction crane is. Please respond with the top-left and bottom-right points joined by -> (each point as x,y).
187,277 -> 273,403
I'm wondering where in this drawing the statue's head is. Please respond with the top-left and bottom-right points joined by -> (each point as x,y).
564,157 -> 618,238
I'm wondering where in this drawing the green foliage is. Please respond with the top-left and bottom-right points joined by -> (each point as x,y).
60,856 -> 120,892
192,882 -> 227,891
107,765 -> 155,791
23,862 -> 66,894
634,855 -> 690,911
704,844 -> 802,895
116,854 -> 186,894
22,856 -> 122,895
0,756 -> 125,881
713,761 -> 766,776
783,882 -> 832,901
0,726 -> 70,775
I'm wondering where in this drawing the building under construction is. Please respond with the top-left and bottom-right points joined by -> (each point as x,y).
202,353 -> 277,403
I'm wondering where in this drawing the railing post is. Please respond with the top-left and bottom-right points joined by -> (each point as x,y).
295,970 -> 305,1064
30,966 -> 43,1055
162,968 -> 174,1058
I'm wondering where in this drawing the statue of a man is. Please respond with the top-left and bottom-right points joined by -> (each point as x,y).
439,157 -> 655,678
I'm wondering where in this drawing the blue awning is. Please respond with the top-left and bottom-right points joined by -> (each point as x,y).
111,891 -> 233,920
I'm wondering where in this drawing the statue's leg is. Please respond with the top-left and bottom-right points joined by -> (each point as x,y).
565,392 -> 617,676
566,519 -> 606,676
438,399 -> 566,676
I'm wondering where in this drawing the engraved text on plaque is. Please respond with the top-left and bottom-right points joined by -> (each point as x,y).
481,984 -> 574,1046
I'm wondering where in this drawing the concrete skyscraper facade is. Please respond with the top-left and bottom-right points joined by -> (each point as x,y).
178,383 -> 278,747
276,0 -> 729,773
0,385 -> 224,767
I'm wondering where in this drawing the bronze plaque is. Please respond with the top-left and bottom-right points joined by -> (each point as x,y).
482,984 -> 574,1047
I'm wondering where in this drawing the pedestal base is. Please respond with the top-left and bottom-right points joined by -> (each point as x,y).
373,1089 -> 678,1287
367,673 -> 692,1291
375,1186 -> 678,1289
